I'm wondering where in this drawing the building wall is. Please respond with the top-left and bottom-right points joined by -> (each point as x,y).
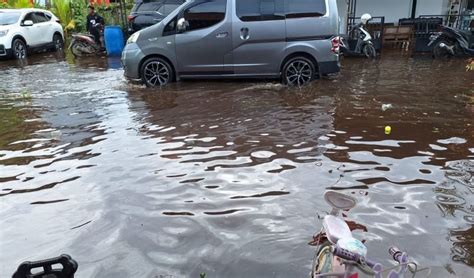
345,0 -> 450,24
354,0 -> 412,23
415,0 -> 450,16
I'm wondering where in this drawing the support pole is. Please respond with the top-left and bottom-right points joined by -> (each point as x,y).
411,0 -> 418,19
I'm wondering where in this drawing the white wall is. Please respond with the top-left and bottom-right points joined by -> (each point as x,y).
355,0 -> 412,23
416,0 -> 449,16
346,0 -> 449,24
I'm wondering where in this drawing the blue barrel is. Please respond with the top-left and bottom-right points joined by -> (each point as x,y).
104,26 -> 125,56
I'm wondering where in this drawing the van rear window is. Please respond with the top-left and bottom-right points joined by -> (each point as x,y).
286,0 -> 327,18
236,0 -> 285,22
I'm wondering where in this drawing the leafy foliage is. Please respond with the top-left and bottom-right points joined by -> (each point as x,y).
51,0 -> 72,30
70,0 -> 88,32
1,0 -> 130,34
5,0 -> 32,8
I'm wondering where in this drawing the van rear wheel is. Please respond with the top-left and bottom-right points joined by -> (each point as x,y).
141,57 -> 174,87
282,57 -> 315,87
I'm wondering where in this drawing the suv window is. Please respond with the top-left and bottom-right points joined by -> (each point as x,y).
286,0 -> 326,18
23,12 -> 38,24
236,0 -> 284,22
136,0 -> 165,12
184,0 -> 226,31
158,3 -> 181,15
136,0 -> 183,15
34,12 -> 50,23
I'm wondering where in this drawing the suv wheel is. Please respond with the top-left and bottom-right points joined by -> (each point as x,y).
12,39 -> 27,59
141,57 -> 174,87
53,33 -> 64,51
282,56 -> 315,86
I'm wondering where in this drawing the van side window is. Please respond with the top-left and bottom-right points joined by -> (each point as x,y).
286,0 -> 326,18
184,0 -> 226,31
163,16 -> 177,36
236,0 -> 284,22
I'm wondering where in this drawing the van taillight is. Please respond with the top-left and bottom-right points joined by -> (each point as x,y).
127,15 -> 135,22
331,37 -> 340,54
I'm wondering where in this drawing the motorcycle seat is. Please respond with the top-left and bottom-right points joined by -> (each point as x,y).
323,215 -> 353,244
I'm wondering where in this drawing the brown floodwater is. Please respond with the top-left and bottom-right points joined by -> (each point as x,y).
0,51 -> 473,277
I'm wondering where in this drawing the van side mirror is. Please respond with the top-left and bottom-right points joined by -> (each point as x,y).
22,20 -> 34,27
177,18 -> 188,33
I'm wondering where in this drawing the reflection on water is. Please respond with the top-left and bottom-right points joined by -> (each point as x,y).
0,52 -> 473,277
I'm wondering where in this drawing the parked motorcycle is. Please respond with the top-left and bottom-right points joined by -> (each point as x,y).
340,13 -> 377,59
311,190 -> 431,277
429,26 -> 474,58
69,24 -> 104,57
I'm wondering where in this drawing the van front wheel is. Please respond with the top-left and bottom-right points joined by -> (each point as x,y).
282,57 -> 315,86
141,57 -> 174,87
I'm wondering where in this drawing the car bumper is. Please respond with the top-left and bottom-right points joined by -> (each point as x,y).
0,44 -> 6,56
0,44 -> 12,58
319,59 -> 341,76
121,43 -> 145,80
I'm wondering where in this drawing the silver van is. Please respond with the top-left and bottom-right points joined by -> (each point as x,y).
122,0 -> 340,87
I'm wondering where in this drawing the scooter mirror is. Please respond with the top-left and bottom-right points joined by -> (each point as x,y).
324,190 -> 357,212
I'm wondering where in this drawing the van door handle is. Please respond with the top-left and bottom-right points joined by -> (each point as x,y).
216,32 -> 229,38
240,27 -> 249,40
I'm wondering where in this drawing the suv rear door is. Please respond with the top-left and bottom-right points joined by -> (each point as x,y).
231,0 -> 286,75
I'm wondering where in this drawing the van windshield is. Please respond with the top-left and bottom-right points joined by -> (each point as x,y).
0,12 -> 21,26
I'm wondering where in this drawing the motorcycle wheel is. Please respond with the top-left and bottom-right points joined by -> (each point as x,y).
433,40 -> 454,59
363,44 -> 377,59
71,41 -> 84,57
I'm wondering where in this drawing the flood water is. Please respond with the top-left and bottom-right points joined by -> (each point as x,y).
0,51 -> 473,277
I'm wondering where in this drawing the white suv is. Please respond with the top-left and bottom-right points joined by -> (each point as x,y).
0,8 -> 64,59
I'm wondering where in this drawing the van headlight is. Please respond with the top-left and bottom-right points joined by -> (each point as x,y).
127,32 -> 140,44
0,30 -> 8,37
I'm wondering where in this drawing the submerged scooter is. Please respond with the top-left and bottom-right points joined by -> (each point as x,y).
340,13 -> 377,59
429,26 -> 474,58
311,190 -> 431,277
69,23 -> 105,57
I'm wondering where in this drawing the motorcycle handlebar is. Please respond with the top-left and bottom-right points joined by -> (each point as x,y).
332,246 -> 377,268
389,246 -> 405,264
332,245 -> 409,269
